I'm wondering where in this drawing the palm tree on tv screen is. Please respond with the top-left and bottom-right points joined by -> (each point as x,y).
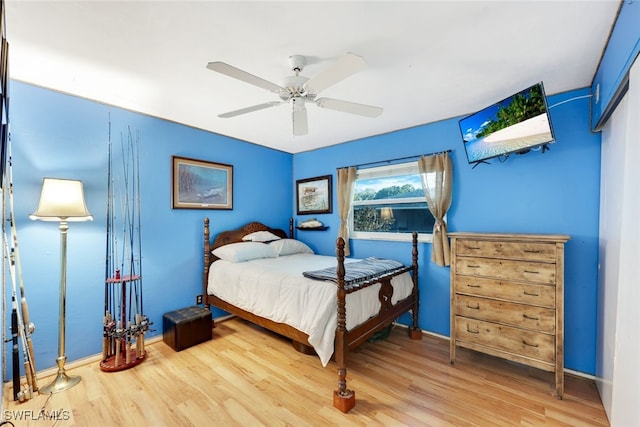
477,85 -> 546,138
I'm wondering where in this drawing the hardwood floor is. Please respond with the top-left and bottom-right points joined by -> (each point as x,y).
3,318 -> 609,426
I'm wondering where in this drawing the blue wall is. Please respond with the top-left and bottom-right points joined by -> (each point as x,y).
293,87 -> 601,374
5,81 -> 600,379
6,81 -> 292,373
591,0 -> 640,129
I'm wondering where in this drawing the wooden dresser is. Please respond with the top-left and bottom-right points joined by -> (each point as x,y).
449,232 -> 570,398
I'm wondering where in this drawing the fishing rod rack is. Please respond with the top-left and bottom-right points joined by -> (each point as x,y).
100,125 -> 150,372
100,273 -> 149,371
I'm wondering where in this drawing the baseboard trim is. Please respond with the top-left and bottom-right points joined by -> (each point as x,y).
32,322 -> 596,382
392,323 -> 596,380
213,314 -> 236,323
35,335 -> 163,380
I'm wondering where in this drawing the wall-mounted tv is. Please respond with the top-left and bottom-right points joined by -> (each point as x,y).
459,82 -> 555,165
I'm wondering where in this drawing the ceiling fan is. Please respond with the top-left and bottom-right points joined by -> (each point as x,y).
206,53 -> 383,136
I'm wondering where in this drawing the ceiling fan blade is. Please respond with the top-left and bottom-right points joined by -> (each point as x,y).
207,62 -> 285,94
218,101 -> 282,118
304,53 -> 367,95
315,97 -> 383,118
292,99 -> 308,136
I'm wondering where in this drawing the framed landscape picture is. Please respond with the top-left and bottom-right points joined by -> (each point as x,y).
172,156 -> 233,209
296,174 -> 332,215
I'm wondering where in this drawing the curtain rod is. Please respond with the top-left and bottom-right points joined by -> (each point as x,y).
338,149 -> 452,170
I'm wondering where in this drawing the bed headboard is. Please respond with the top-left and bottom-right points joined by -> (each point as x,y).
211,221 -> 289,250
203,218 -> 293,266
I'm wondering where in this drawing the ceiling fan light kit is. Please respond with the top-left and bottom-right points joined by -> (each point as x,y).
207,52 -> 383,136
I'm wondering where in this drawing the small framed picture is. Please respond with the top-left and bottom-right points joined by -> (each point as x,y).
296,175 -> 332,215
172,156 -> 233,209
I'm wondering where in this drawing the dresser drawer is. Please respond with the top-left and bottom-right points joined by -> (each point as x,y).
455,257 -> 556,284
454,294 -> 555,333
455,316 -> 555,363
455,239 -> 556,262
454,275 -> 555,307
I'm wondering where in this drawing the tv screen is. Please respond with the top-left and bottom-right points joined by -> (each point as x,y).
459,82 -> 555,164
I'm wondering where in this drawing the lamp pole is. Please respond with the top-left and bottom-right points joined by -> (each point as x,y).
40,219 -> 80,394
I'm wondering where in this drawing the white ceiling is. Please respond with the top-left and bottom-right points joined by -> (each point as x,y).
5,1 -> 620,154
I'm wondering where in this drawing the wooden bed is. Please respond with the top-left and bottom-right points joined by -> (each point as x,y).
202,218 -> 422,412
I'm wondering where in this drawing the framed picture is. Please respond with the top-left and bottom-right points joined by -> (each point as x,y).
172,156 -> 233,209
296,174 -> 332,215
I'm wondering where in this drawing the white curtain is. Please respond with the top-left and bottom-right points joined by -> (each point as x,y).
418,152 -> 453,266
336,167 -> 357,257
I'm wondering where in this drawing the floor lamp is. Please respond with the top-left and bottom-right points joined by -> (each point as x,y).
30,178 -> 93,394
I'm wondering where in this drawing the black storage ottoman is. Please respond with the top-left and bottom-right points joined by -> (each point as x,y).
163,306 -> 212,351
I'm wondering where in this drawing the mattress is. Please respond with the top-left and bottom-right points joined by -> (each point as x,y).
207,253 -> 413,366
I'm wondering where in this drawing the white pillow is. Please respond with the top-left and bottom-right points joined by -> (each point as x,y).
242,230 -> 282,243
213,242 -> 277,262
269,239 -> 314,256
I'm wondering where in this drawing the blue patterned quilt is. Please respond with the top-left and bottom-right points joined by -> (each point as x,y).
303,257 -> 405,286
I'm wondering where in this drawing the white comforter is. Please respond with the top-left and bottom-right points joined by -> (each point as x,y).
208,253 -> 413,366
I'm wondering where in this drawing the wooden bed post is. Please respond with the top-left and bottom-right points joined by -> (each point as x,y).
203,217 -> 211,310
333,237 -> 355,413
409,231 -> 422,340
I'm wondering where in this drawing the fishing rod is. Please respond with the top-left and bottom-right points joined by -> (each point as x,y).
116,132 -> 130,364
103,116 -> 114,362
106,138 -> 121,363
120,132 -> 131,279
4,136 -> 37,397
135,130 -> 143,317
123,129 -> 137,357
10,293 -> 19,401
5,232 -> 33,401
133,130 -> 149,354
1,134 -> 6,385
128,129 -> 142,354
105,117 -> 112,315
127,128 -> 138,329
126,128 -> 135,329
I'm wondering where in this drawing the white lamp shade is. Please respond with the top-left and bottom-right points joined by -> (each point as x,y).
30,178 -> 94,222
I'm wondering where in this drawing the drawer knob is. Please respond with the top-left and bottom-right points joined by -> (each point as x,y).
522,339 -> 539,348
466,303 -> 480,310
524,270 -> 539,274
466,283 -> 481,288
523,291 -> 539,296
524,249 -> 541,253
466,325 -> 479,334
523,314 -> 539,321
467,264 -> 481,269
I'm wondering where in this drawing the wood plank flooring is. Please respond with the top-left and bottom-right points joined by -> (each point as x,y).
3,318 -> 609,426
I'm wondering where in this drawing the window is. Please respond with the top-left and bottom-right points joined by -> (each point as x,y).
350,161 -> 437,242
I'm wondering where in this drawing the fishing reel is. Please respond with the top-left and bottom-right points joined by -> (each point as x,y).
15,388 -> 31,403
